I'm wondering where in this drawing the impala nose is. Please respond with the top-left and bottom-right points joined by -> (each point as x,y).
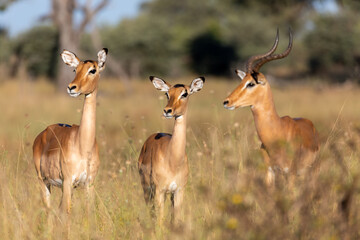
68,85 -> 77,91
67,84 -> 80,97
223,100 -> 229,106
164,109 -> 172,114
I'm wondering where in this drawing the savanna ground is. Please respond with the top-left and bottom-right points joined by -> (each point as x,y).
0,77 -> 359,239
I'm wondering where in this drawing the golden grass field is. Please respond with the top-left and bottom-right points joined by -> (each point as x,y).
0,77 -> 360,239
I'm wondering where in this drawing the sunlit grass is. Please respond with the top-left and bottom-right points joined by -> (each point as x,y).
0,78 -> 359,239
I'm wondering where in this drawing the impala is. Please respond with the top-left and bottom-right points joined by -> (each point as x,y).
138,76 -> 205,224
223,30 -> 319,184
33,48 -> 108,215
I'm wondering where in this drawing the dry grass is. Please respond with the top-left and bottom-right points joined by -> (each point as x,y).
0,77 -> 360,239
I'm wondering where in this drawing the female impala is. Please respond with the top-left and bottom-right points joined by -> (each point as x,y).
33,48 -> 107,214
138,76 -> 205,224
223,30 -> 319,184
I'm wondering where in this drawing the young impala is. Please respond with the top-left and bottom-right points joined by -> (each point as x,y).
33,48 -> 107,215
223,30 -> 319,184
138,76 -> 205,224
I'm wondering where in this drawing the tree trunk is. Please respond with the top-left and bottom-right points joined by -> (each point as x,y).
90,25 -> 133,92
52,0 -> 109,91
52,0 -> 77,91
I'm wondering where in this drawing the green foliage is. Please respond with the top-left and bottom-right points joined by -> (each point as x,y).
304,12 -> 360,82
339,0 -> 360,11
232,0 -> 313,12
0,0 -> 18,11
3,0 -> 360,83
102,15 -> 180,77
100,0 -> 308,78
189,30 -> 237,76
0,28 -> 11,62
14,25 -> 59,79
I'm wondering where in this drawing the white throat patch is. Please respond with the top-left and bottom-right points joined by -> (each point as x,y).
169,181 -> 178,192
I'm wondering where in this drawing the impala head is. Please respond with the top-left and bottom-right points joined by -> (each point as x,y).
61,48 -> 108,97
150,76 -> 205,119
223,29 -> 293,110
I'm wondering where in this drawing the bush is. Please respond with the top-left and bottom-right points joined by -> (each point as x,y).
304,13 -> 360,82
189,30 -> 237,76
0,28 -> 11,63
14,25 -> 59,79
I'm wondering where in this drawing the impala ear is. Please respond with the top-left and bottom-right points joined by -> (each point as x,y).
251,71 -> 266,85
235,69 -> 246,80
150,76 -> 170,92
189,77 -> 205,94
97,48 -> 108,71
61,50 -> 80,68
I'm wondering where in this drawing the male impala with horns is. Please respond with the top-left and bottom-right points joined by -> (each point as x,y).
223,29 -> 319,184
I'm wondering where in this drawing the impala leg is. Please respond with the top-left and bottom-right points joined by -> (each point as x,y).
60,179 -> 72,214
155,189 -> 165,225
172,189 -> 184,226
266,167 -> 275,186
260,145 -> 275,186
39,180 -> 51,209
86,183 -> 96,236
39,180 -> 53,236
140,172 -> 153,205
61,179 -> 72,239
140,169 -> 156,218
60,178 -> 72,239
148,185 -> 156,219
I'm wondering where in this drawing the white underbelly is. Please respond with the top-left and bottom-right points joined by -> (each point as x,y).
48,178 -> 63,187
165,180 -> 179,193
47,170 -> 88,188
72,170 -> 87,187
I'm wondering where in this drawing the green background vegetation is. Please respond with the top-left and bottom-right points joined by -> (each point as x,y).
1,0 -> 360,83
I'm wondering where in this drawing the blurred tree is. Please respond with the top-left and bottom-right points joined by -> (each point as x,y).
101,16 -> 180,79
336,0 -> 360,11
0,27 -> 11,62
4,0 -> 360,83
304,12 -> 360,82
189,30 -> 237,76
0,0 -> 17,11
0,27 -> 12,78
48,0 -> 108,89
12,26 -> 58,79
116,0 -> 317,78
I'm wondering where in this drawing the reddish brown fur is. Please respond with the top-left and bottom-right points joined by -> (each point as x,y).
224,72 -> 319,184
138,77 -> 204,225
33,49 -> 107,216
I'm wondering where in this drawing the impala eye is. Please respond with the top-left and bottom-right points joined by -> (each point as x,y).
246,82 -> 255,88
165,92 -> 169,100
181,92 -> 188,98
89,69 -> 96,74
73,69 -> 76,73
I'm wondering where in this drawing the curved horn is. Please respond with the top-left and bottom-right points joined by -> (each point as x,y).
245,28 -> 279,73
252,29 -> 293,73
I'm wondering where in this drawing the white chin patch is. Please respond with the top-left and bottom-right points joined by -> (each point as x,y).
68,92 -> 81,97
163,113 -> 173,119
224,105 -> 235,110
67,88 -> 81,97
175,115 -> 183,120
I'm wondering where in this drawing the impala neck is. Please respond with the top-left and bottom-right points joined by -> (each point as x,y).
78,88 -> 97,157
251,84 -> 282,145
168,110 -> 188,170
